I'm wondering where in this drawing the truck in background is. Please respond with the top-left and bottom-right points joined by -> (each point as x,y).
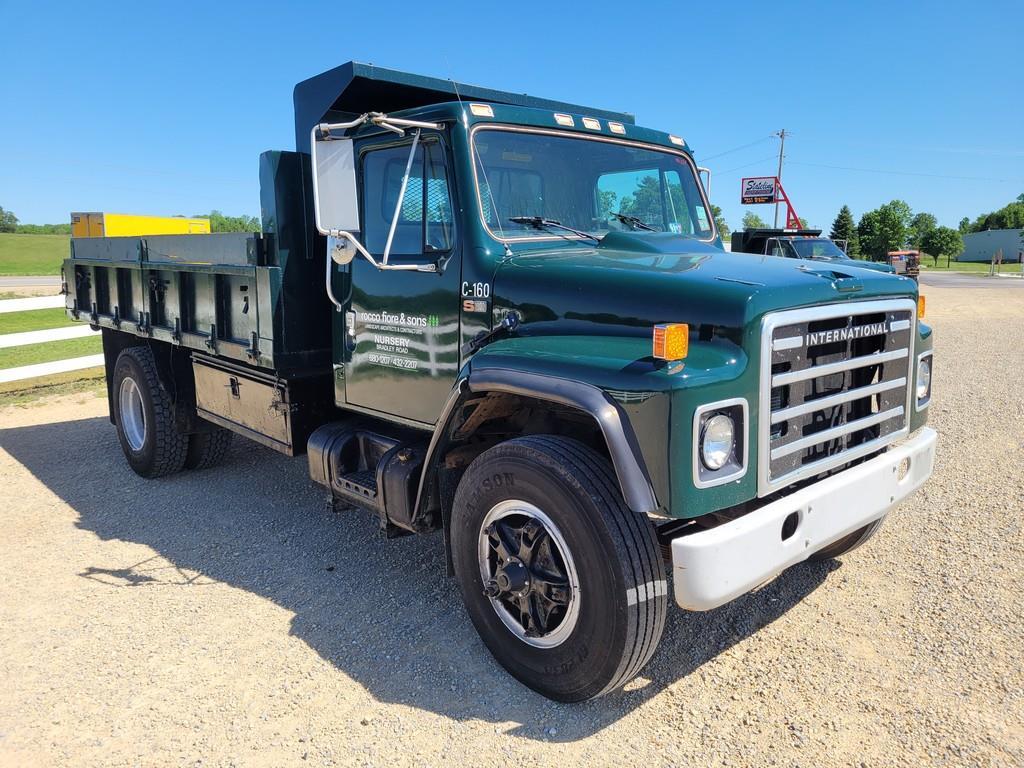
62,62 -> 936,701
732,228 -> 896,274
887,250 -> 922,281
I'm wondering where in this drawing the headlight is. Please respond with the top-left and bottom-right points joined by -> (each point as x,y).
917,356 -> 932,402
701,414 -> 735,470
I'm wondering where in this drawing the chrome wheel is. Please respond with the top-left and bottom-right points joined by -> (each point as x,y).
478,499 -> 581,648
118,376 -> 147,452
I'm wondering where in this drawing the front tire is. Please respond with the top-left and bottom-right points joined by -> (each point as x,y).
809,518 -> 884,561
112,346 -> 188,478
451,436 -> 666,702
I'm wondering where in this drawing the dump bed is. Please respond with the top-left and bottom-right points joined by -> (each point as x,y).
731,228 -> 822,254
64,151 -> 331,374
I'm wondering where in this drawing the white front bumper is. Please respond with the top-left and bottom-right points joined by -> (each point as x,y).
672,427 -> 937,610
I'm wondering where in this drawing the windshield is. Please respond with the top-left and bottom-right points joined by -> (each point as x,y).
472,128 -> 714,241
786,238 -> 849,260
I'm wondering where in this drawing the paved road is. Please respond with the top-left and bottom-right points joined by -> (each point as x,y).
919,270 -> 1024,289
0,276 -> 62,288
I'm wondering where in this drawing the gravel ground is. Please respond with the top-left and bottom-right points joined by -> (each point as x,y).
0,281 -> 1021,767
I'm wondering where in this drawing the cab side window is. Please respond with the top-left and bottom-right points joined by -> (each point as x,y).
362,140 -> 454,257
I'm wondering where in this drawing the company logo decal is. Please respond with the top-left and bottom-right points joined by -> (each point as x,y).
805,322 -> 888,346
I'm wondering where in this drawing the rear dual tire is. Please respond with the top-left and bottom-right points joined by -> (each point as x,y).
113,346 -> 231,477
185,428 -> 233,470
451,436 -> 666,702
113,346 -> 188,478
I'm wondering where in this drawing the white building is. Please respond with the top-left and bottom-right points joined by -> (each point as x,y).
957,229 -> 1023,263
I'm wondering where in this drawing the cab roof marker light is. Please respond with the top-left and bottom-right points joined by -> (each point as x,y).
554,113 -> 575,127
582,117 -> 601,130
608,121 -> 626,134
469,103 -> 494,117
669,135 -> 685,146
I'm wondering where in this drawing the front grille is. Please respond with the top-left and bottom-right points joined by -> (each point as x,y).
758,300 -> 915,495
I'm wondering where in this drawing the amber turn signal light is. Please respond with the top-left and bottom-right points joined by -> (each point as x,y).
917,295 -> 926,319
653,323 -> 689,361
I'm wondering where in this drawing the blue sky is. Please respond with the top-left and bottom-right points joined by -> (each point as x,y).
1,0 -> 1020,233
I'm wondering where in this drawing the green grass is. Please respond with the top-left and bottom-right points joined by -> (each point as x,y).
0,308 -> 76,335
919,260 -> 1018,274
0,335 -> 101,370
0,233 -> 69,276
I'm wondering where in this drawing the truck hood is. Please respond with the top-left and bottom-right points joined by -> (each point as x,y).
492,232 -> 917,338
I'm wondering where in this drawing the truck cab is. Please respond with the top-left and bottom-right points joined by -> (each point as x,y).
64,62 -> 937,702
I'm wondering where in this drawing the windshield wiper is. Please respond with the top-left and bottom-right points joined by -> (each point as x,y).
609,212 -> 656,232
509,216 -> 600,243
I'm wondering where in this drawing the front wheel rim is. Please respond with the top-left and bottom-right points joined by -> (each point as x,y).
118,376 -> 147,452
478,499 -> 581,648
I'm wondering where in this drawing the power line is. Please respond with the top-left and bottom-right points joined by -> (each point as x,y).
716,155 -> 778,175
787,159 -> 1024,184
696,136 -> 773,162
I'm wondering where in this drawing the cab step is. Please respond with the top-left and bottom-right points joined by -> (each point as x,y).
338,469 -> 378,501
307,422 -> 434,535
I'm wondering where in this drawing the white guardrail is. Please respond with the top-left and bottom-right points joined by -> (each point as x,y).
0,295 -> 102,384
0,295 -> 66,313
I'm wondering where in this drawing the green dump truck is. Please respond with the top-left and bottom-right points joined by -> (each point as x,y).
63,62 -> 937,702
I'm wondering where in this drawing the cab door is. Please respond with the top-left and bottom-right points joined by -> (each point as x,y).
335,133 -> 462,425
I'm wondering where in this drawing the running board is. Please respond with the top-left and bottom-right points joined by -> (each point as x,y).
307,422 -> 431,536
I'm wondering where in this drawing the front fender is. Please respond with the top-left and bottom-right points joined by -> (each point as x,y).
465,367 -> 658,512
415,333 -> 750,526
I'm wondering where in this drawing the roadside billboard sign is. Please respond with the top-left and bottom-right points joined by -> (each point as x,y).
740,176 -> 779,205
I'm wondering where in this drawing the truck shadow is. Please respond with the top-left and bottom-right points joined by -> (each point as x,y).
0,416 -> 837,742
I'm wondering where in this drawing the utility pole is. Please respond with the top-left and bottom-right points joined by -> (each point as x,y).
773,129 -> 788,228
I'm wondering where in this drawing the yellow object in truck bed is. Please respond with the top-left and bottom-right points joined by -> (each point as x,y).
70,212 -> 211,238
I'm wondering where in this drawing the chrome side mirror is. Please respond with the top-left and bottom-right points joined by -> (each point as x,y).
312,136 -> 360,234
310,120 -> 441,283
697,166 -> 712,197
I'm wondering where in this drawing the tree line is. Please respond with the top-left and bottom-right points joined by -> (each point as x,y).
725,193 -> 1024,265
0,207 -> 260,234
958,194 -> 1024,234
825,201 -> 963,266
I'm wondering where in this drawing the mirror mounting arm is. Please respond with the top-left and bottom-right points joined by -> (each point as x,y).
697,166 -> 712,197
